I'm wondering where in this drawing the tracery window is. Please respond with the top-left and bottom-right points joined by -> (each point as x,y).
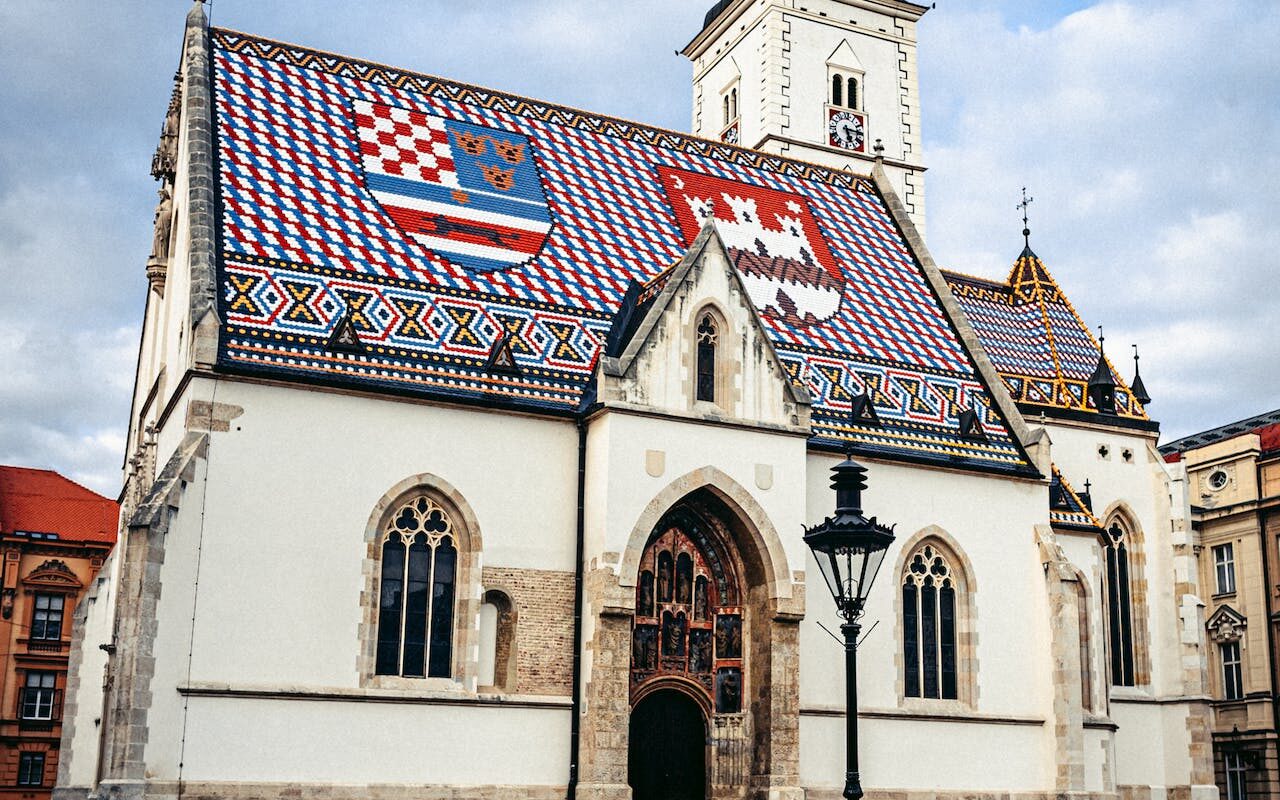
632,512 -> 742,713
375,496 -> 458,678
1104,521 -> 1136,687
902,543 -> 958,700
696,313 -> 718,403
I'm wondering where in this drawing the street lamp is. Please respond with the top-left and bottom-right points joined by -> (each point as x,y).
804,449 -> 896,800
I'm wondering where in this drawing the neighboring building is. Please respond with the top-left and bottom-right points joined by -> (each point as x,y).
1162,410 -> 1280,800
0,468 -> 117,800
55,3 -> 1216,800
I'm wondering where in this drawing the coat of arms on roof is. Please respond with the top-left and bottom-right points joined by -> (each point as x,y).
658,167 -> 845,327
354,100 -> 553,274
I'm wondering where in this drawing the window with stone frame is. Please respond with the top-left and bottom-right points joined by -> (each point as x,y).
1214,543 -> 1237,595
695,312 -> 718,403
20,672 -> 57,721
902,542 -> 960,700
1104,520 -> 1136,687
375,496 -> 459,679
1225,751 -> 1249,800
17,752 -> 44,787
30,593 -> 65,641
1221,640 -> 1244,700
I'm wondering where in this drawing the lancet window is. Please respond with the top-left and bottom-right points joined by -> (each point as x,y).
375,496 -> 458,678
632,511 -> 742,713
902,543 -> 959,700
1104,520 -> 1136,687
696,313 -> 718,403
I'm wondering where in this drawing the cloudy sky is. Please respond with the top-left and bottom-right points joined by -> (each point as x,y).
0,0 -> 1275,495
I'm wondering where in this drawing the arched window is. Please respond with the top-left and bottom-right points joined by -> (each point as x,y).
479,589 -> 517,692
1075,578 -> 1093,711
832,74 -> 844,108
902,542 -> 959,700
730,87 -> 738,120
723,95 -> 730,127
1104,520 -> 1136,687
696,313 -> 718,403
848,78 -> 858,110
375,495 -> 458,678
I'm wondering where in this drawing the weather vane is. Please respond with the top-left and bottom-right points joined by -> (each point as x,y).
1018,187 -> 1034,246
1097,325 -> 1105,353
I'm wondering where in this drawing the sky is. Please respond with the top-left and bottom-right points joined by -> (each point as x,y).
0,0 -> 1275,496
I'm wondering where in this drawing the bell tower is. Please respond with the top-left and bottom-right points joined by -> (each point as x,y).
682,0 -> 929,232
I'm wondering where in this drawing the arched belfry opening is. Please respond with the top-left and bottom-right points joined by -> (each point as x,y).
623,487 -> 797,799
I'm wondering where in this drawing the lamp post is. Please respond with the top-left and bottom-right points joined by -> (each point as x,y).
804,449 -> 896,800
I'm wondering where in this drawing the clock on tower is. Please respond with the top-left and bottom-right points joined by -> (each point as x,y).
827,108 -> 867,153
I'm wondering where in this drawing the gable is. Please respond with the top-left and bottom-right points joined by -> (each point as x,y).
207,29 -> 1034,475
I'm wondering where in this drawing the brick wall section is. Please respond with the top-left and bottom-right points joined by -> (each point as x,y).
482,567 -> 575,696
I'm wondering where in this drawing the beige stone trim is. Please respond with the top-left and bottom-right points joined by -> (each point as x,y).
617,465 -> 796,609
356,473 -> 484,693
176,681 -> 570,708
891,526 -> 979,710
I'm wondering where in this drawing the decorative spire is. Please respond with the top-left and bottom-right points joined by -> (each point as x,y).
1018,187 -> 1034,252
1087,326 -> 1117,414
1130,344 -> 1152,406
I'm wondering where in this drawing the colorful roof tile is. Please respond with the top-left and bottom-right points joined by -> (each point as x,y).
209,29 -> 1034,474
1048,465 -> 1103,532
0,466 -> 119,545
943,247 -> 1150,427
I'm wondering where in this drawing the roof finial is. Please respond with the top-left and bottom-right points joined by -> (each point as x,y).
1097,325 -> 1105,354
873,138 -> 885,164
1130,344 -> 1152,406
1018,187 -> 1034,247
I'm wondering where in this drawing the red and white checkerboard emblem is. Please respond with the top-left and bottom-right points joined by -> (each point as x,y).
354,99 -> 552,274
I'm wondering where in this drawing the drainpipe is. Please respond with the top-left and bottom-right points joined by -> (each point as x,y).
568,417 -> 588,800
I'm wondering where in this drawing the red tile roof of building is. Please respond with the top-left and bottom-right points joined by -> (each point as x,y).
0,466 -> 119,545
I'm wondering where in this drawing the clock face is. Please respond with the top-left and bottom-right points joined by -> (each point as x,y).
828,110 -> 865,151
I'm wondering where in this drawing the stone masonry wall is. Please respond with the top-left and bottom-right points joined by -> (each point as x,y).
482,566 -> 576,696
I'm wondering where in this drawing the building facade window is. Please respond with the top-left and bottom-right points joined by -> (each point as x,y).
1225,752 -> 1249,800
830,71 -> 859,110
375,496 -> 458,679
695,313 -> 718,403
902,543 -> 959,700
17,752 -> 44,787
1105,521 -> 1136,687
30,594 -> 65,641
1214,543 -> 1237,595
20,672 -> 57,720
1221,640 -> 1244,700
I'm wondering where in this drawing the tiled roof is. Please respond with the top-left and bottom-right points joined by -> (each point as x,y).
1048,465 -> 1102,532
0,466 -> 119,545
943,248 -> 1149,425
209,29 -> 1034,475
1159,408 -> 1280,458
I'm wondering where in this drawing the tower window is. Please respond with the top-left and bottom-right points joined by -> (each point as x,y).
830,72 -> 859,110
730,88 -> 738,120
832,74 -> 844,108
696,313 -> 718,403
723,95 -> 730,127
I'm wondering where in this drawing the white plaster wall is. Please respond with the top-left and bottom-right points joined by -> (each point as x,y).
1084,727 -> 1111,793
178,697 -> 568,785
801,715 -> 1045,791
1111,700 -> 1168,786
798,454 -> 1057,790
140,378 -> 580,784
60,550 -> 123,789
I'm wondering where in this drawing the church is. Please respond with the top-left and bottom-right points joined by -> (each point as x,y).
54,2 -> 1218,799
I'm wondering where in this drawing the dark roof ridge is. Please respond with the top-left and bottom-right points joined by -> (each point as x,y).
1159,408 -> 1280,454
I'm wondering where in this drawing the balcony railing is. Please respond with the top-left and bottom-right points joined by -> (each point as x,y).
25,639 -> 68,654
16,688 -> 62,727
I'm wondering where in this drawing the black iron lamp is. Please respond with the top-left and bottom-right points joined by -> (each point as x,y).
804,447 -> 896,800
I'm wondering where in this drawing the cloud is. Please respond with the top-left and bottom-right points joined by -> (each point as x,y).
920,0 -> 1280,439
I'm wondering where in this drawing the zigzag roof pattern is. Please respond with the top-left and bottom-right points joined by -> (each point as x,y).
207,28 -> 1035,475
943,247 -> 1150,427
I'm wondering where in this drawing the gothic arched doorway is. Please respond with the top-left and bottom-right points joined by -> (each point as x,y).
628,688 -> 707,800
